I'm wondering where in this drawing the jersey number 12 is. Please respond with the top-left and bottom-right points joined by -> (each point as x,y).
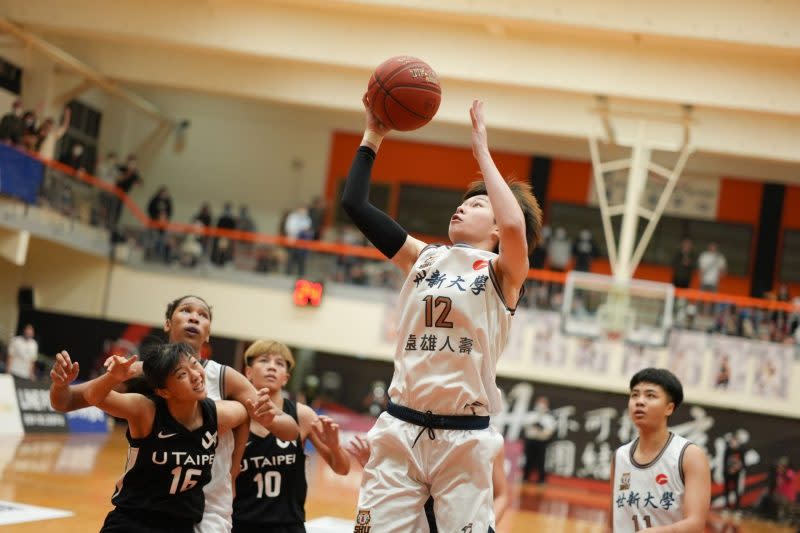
423,296 -> 453,328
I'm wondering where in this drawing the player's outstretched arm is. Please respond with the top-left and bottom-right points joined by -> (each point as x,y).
225,369 -> 299,441
83,355 -> 154,438
215,400 -> 249,434
50,350 -> 143,412
50,350 -> 90,412
646,445 -> 710,533
299,405 -> 350,475
340,92 -> 426,275
229,420 -> 250,482
345,434 -> 371,468
470,100 -> 529,308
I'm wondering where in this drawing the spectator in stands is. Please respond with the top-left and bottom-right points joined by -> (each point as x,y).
111,154 -> 143,230
523,396 -> 556,485
235,205 -> 257,256
698,242 -> 726,292
96,151 -> 120,184
714,354 -> 731,388
212,203 -> 237,266
529,225 -> 550,269
774,457 -> 796,520
0,99 -> 24,145
147,187 -> 174,263
192,202 -> 213,255
334,224 -> 363,283
7,324 -> 38,380
59,141 -> 87,172
178,224 -> 205,268
237,205 -> 256,233
255,245 -> 286,274
35,107 -> 71,160
723,434 -> 745,510
20,110 -> 38,151
547,227 -> 571,271
193,202 -> 213,227
147,186 -> 173,222
671,237 -> 695,289
572,229 -> 598,272
283,205 -> 313,276
308,195 -> 327,240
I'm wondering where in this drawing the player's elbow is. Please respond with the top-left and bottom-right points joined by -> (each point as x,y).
334,459 -> 350,476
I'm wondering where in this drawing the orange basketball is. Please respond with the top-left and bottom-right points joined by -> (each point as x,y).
366,56 -> 441,132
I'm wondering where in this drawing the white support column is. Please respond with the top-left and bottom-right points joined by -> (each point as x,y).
615,121 -> 651,282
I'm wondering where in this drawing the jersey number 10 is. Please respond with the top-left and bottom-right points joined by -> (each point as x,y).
253,471 -> 282,498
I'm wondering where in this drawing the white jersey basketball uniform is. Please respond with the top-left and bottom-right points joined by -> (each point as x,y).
612,432 -> 692,532
197,359 -> 234,533
356,244 -> 518,533
389,243 -> 516,415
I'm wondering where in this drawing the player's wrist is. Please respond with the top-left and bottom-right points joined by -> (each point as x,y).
362,130 -> 384,151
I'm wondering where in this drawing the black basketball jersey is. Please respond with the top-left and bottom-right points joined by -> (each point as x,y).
110,396 -> 219,527
233,399 -> 307,530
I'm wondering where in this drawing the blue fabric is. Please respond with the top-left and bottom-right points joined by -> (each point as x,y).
0,144 -> 44,204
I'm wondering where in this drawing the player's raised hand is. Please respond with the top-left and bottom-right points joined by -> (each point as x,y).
312,416 -> 341,450
246,388 -> 278,426
103,356 -> 144,378
345,434 -> 371,468
362,92 -> 392,138
50,350 -> 80,386
470,99 -> 489,159
105,354 -> 139,382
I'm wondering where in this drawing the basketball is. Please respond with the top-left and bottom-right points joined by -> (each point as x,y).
366,56 -> 441,131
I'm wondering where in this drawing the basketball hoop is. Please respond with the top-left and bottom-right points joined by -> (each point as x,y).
597,283 -> 633,342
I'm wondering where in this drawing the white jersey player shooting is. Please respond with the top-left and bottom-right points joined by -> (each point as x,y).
334,94 -> 542,532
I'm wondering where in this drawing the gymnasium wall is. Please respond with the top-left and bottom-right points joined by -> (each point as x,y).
780,185 -> 800,296
7,236 -> 799,420
325,132 -> 782,295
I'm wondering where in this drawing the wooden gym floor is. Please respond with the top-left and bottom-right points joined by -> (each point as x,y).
0,429 -> 792,532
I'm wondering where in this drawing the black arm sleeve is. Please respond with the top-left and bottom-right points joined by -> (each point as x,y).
341,145 -> 408,259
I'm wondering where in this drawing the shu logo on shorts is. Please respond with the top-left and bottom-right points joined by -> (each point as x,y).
656,473 -> 669,485
157,431 -> 177,439
201,431 -> 218,449
461,524 -> 473,533
619,472 -> 631,490
354,509 -> 371,533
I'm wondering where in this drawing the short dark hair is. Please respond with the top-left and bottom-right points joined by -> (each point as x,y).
630,368 -> 684,409
463,180 -> 543,252
142,342 -> 197,390
165,295 -> 213,321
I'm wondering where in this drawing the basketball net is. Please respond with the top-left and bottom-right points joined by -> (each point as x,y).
596,283 -> 634,341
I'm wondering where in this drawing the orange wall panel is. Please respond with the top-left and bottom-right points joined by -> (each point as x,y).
717,178 -> 762,223
782,185 -> 800,229
327,131 -> 530,193
547,159 -> 593,205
